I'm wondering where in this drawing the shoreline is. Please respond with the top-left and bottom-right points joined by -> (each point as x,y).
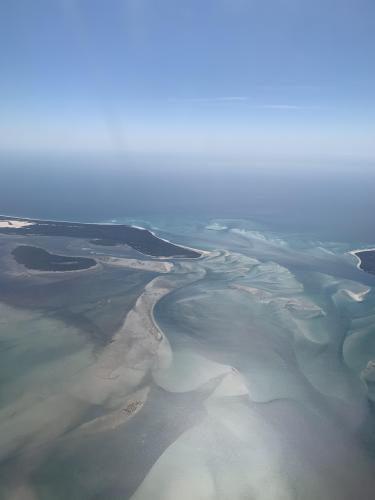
0,214 -> 204,259
0,213 -> 117,226
128,223 -> 211,259
11,244 -> 98,274
149,230 -> 211,259
349,247 -> 375,270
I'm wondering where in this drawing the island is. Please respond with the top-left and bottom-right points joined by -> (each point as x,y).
351,248 -> 375,275
0,216 -> 201,258
12,245 -> 97,271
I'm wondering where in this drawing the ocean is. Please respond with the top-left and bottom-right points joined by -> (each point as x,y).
1,152 -> 375,243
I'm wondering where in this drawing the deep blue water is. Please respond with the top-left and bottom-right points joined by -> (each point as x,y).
1,152 -> 374,243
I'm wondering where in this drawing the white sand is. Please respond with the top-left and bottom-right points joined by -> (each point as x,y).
349,247 -> 375,270
71,387 -> 150,436
0,275 -> 174,467
0,219 -> 35,228
70,276 -> 174,405
103,256 -> 173,273
149,230 -> 211,258
342,288 -> 370,302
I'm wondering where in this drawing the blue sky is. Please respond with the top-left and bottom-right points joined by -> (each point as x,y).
1,0 -> 374,162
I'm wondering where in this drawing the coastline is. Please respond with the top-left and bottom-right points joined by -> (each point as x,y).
0,220 -> 35,229
0,214 -> 203,259
349,247 -> 375,270
0,213 -> 118,226
148,229 -> 211,259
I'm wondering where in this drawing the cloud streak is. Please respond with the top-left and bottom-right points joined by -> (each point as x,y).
154,97 -> 320,110
168,96 -> 250,103
256,104 -> 320,110
167,98 -> 320,110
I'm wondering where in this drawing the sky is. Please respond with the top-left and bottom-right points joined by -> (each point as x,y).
0,0 -> 374,163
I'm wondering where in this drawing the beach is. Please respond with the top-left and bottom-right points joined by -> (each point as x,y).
0,219 -> 35,229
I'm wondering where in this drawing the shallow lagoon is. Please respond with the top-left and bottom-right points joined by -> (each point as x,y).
1,215 -> 375,499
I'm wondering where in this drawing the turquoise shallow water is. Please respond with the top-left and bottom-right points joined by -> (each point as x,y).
146,219 -> 375,500
1,157 -> 375,498
1,212 -> 375,499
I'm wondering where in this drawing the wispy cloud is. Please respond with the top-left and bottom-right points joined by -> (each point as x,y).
169,96 -> 250,103
163,97 -> 319,109
129,96 -> 319,109
257,104 -> 320,110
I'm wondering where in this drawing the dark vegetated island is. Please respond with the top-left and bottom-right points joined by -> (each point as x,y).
0,216 -> 201,258
12,246 -> 97,271
354,249 -> 375,275
90,238 -> 120,246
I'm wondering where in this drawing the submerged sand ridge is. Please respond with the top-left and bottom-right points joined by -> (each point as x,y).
0,248 -> 210,499
1,219 -> 375,499
0,272 -> 179,498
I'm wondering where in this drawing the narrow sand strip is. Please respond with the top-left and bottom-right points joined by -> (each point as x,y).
103,256 -> 173,273
349,247 -> 375,270
341,288 -> 370,302
0,219 -> 35,228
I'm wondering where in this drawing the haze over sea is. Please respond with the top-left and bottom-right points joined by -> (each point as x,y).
1,152 -> 375,242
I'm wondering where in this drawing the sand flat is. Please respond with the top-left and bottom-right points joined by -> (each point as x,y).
0,219 -> 35,228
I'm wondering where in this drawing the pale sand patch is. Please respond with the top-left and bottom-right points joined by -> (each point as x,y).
71,387 -> 150,437
0,276 -> 174,463
3,483 -> 38,500
210,369 -> 249,398
0,219 -> 35,228
153,350 -> 233,393
70,276 -> 174,405
231,284 -> 273,302
232,284 -> 327,322
341,288 -> 370,302
102,256 -> 173,273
